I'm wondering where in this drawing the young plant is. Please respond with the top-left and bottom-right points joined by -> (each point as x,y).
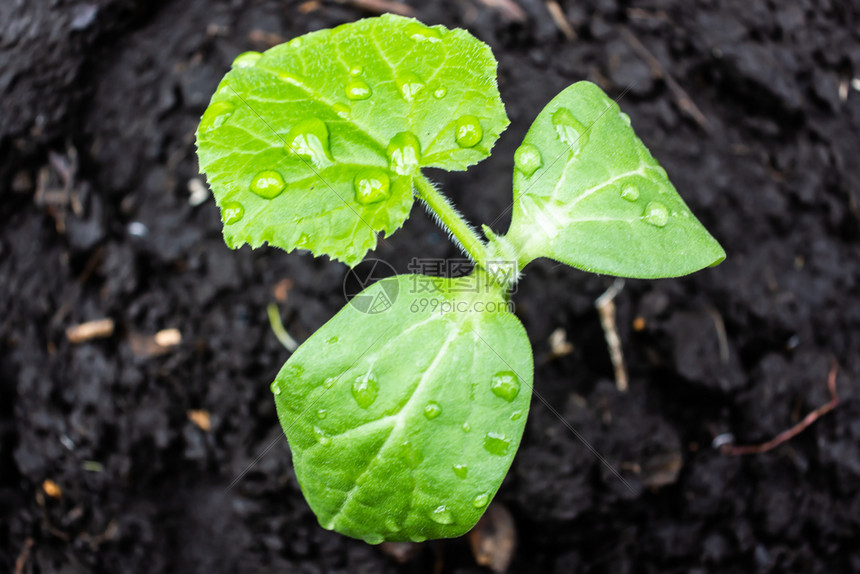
196,14 -> 724,544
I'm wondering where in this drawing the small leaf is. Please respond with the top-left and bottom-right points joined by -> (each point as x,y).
504,81 -> 725,278
272,274 -> 532,543
197,15 -> 508,266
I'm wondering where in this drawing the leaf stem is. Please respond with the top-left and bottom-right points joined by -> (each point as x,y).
414,175 -> 487,268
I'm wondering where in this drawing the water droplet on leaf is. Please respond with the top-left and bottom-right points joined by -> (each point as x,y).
296,233 -> 310,248
286,118 -> 334,168
621,185 -> 640,202
619,112 -> 632,126
433,87 -> 447,99
462,421 -> 471,432
351,372 -> 379,408
313,426 -> 330,445
406,22 -> 442,42
270,381 -> 281,395
326,336 -> 338,344
396,72 -> 425,102
221,201 -> 244,225
430,505 -> 454,525
353,169 -> 391,204
455,116 -> 483,148
552,107 -> 589,154
423,401 -> 442,420
232,51 -> 261,68
345,80 -> 372,100
643,201 -> 669,227
316,409 -> 327,419
510,410 -> 523,421
473,493 -> 489,508
349,65 -> 363,76
387,131 -> 422,175
514,143 -> 542,177
483,432 -> 511,455
453,464 -> 468,479
250,170 -> 286,199
332,102 -> 350,118
490,371 -> 520,402
199,101 -> 234,133
323,377 -> 336,389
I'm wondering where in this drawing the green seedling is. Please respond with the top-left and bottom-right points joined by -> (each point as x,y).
196,14 -> 724,544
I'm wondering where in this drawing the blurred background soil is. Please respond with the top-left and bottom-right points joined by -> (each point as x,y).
2,0 -> 859,572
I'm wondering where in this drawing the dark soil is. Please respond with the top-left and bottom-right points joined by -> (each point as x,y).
2,1 -> 860,572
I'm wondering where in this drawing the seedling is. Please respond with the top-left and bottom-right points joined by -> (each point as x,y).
196,14 -> 724,544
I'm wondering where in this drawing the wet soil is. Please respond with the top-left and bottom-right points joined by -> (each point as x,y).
2,0 -> 860,572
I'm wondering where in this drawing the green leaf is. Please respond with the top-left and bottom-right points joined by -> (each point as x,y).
196,14 -> 509,266
503,81 -> 725,278
271,274 -> 532,543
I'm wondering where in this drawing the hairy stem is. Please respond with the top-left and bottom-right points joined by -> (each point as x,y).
414,175 -> 487,268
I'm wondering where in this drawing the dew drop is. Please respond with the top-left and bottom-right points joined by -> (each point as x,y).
332,102 -> 350,118
490,371 -> 520,402
551,107 -> 589,154
296,233 -> 310,248
286,118 -> 334,168
433,87 -> 447,99
643,201 -> 670,228
473,493 -> 490,508
406,22 -> 443,42
199,101 -> 235,133
323,377 -> 336,389
289,37 -> 303,48
454,116 -> 483,148
619,112 -> 632,127
386,131 -> 422,175
429,505 -> 454,525
316,409 -> 327,419
221,201 -> 244,225
510,410 -> 523,421
270,381 -> 282,395
349,65 -> 363,76
483,432 -> 511,456
423,401 -> 442,420
653,165 -> 668,180
326,336 -> 339,344
461,421 -> 472,433
345,79 -> 372,100
232,51 -> 261,68
403,440 -> 424,468
514,143 -> 542,177
250,170 -> 286,199
452,464 -> 468,479
396,72 -> 425,102
351,372 -> 379,408
621,184 -> 640,202
313,426 -> 330,445
411,535 -> 427,543
353,169 -> 391,204
384,518 -> 400,532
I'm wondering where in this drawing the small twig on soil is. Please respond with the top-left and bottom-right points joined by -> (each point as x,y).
267,303 -> 299,352
620,27 -> 711,132
705,307 -> 730,363
545,0 -> 575,39
721,358 -> 840,456
66,318 -> 115,344
475,0 -> 526,21
595,279 -> 628,392
336,0 -> 414,16
14,538 -> 34,574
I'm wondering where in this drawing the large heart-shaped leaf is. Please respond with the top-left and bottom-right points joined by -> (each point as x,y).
503,81 -> 724,278
196,14 -> 509,266
271,274 -> 532,542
